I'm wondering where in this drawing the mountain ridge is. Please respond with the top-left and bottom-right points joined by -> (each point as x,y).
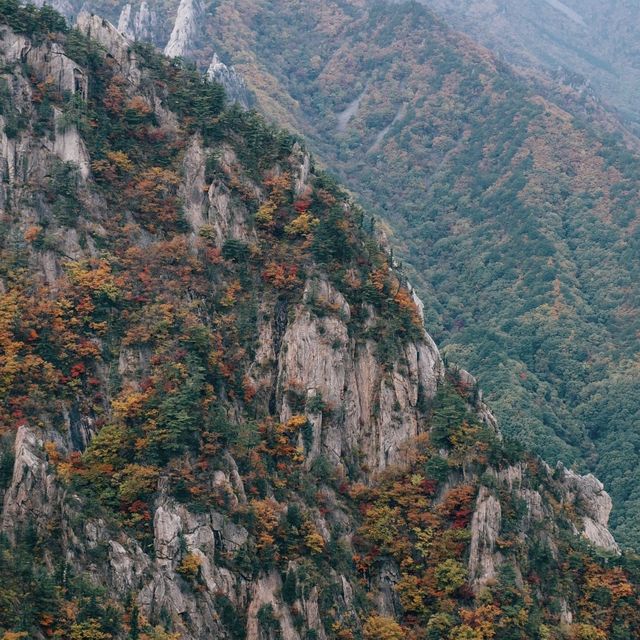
1,4 -> 639,640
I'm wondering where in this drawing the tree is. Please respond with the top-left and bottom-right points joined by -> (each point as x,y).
434,559 -> 467,594
362,615 -> 405,640
282,569 -> 297,605
567,625 -> 607,640
69,620 -> 112,640
127,168 -> 182,231
176,553 -> 202,581
129,603 -> 140,640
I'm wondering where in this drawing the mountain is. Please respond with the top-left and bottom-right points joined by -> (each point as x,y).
51,0 -> 640,550
419,0 -> 640,133
2,3 -> 640,640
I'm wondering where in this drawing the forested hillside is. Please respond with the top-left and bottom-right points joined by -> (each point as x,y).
421,0 -> 640,133
2,3 -> 640,640
73,0 -> 640,550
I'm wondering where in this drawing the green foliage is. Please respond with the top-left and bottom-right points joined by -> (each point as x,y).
0,0 -> 67,39
257,604 -> 280,639
282,569 -> 297,605
215,594 -> 247,640
423,454 -> 449,482
0,524 -> 122,639
429,383 -> 471,449
0,78 -> 28,139
48,161 -> 82,226
434,559 -> 467,594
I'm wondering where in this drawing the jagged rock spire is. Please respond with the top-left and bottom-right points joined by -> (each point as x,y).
164,0 -> 203,58
207,52 -> 251,109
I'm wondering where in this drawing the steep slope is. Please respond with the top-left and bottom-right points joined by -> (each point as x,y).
1,4 -> 640,640
420,0 -> 640,132
65,0 -> 640,549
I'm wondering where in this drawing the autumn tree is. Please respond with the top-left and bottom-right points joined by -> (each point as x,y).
362,615 -> 405,640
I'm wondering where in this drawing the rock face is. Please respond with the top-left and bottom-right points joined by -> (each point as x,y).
164,0 -> 203,59
561,467 -> 620,553
23,40 -> 88,98
2,426 -> 57,531
76,12 -> 141,83
468,486 -> 502,588
117,1 -> 156,43
207,53 -> 252,109
52,108 -> 91,178
272,276 -> 443,471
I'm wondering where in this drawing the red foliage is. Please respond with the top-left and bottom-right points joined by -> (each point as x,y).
294,197 -> 312,213
262,262 -> 301,290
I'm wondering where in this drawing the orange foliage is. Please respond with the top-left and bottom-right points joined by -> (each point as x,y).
127,167 -> 182,230
24,225 -> 42,243
262,262 -> 301,290
370,265 -> 388,292
393,288 -> 422,327
251,498 -> 281,550
125,95 -> 153,115
103,78 -> 125,114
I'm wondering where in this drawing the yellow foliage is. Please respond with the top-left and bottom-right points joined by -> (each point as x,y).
412,526 -> 434,559
256,200 -> 278,229
362,615 -> 405,640
251,498 -> 281,550
112,387 -> 152,419
263,172 -> 291,195
285,212 -> 319,236
458,604 -> 501,639
304,529 -> 326,554
434,559 -> 467,594
360,504 -> 401,548
106,150 -> 134,172
140,628 -> 181,640
84,423 -> 127,469
177,552 -> 202,580
69,619 -> 112,640
65,259 -> 121,302
221,280 -> 242,307
287,415 -> 309,431
45,440 -> 62,464
567,624 -> 607,640
331,622 -> 355,640
117,464 -> 159,503
448,625 -> 484,640
396,573 -> 428,615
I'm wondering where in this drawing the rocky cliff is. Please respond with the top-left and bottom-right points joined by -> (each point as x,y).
0,5 -> 639,640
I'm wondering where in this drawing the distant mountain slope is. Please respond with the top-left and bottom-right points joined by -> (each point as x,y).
421,0 -> 640,131
39,0 -> 640,549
